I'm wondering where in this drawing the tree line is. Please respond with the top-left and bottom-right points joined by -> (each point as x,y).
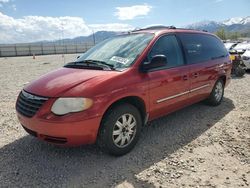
215,28 -> 250,41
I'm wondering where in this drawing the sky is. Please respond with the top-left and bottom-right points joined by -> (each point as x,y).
0,0 -> 250,43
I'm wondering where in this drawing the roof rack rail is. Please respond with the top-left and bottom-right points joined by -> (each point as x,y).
167,27 -> 209,32
129,26 -> 209,33
171,27 -> 196,31
132,25 -> 176,32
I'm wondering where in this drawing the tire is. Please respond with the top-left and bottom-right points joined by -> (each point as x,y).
234,66 -> 245,77
97,103 -> 142,156
206,79 -> 224,106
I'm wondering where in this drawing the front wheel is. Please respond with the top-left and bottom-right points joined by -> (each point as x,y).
97,103 -> 142,156
206,79 -> 224,106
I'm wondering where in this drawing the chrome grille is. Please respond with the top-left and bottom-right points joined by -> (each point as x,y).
16,90 -> 48,118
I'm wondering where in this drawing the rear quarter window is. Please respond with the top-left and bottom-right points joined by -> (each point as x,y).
178,33 -> 228,64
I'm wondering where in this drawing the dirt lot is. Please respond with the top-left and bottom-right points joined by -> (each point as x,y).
0,54 -> 249,188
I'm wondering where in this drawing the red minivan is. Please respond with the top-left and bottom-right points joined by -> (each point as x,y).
16,26 -> 232,155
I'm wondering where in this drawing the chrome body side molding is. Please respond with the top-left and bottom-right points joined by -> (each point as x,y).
156,84 -> 210,103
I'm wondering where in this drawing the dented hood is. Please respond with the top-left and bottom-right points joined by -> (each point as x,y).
24,68 -> 115,97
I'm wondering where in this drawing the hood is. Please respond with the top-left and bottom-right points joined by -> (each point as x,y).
243,50 -> 250,57
24,68 -> 117,97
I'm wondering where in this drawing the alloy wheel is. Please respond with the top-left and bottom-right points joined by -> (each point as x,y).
214,81 -> 223,102
112,113 -> 137,148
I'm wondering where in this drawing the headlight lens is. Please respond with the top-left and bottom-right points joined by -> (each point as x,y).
51,98 -> 93,115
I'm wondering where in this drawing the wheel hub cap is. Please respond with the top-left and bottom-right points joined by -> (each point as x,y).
215,82 -> 223,101
112,113 -> 137,148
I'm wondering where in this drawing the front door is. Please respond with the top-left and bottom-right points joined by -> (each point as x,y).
146,35 -> 190,120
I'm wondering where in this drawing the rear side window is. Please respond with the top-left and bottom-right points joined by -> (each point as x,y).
178,33 -> 228,64
148,35 -> 184,68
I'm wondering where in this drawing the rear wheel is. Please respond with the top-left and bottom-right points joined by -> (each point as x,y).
234,66 -> 245,77
206,79 -> 224,106
232,60 -> 246,77
97,103 -> 142,156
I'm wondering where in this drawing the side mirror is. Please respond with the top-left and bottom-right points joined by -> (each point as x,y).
77,55 -> 80,59
141,55 -> 167,72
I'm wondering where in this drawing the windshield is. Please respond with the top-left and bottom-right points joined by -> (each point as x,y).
76,33 -> 154,70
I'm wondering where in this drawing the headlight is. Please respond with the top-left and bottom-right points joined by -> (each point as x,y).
51,98 -> 93,115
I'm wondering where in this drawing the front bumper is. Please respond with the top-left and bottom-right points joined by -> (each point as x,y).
17,112 -> 102,146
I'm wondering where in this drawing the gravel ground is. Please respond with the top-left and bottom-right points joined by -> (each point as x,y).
0,54 -> 249,188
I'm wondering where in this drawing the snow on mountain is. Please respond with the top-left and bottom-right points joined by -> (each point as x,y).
186,21 -> 222,32
223,16 -> 250,25
186,16 -> 250,33
187,20 -> 219,28
223,17 -> 244,25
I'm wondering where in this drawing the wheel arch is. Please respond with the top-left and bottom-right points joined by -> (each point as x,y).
100,96 -> 147,127
218,75 -> 226,85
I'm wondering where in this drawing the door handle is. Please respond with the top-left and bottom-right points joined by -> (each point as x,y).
183,75 -> 188,80
193,73 -> 199,78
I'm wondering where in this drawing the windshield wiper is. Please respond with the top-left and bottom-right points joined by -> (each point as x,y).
75,59 -> 115,70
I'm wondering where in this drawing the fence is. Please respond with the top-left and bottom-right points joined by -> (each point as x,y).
0,42 -> 94,57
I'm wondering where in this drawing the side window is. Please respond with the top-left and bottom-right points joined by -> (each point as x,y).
148,35 -> 184,68
178,33 -> 228,64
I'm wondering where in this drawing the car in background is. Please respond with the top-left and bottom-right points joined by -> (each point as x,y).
224,42 -> 238,51
229,48 -> 247,76
234,42 -> 250,54
227,42 -> 250,73
242,49 -> 250,69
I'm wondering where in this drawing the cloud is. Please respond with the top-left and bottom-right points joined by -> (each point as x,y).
0,0 -> 10,3
0,0 -> 17,11
0,0 -> 9,7
115,4 -> 152,20
12,4 -> 16,11
0,12 -> 133,43
89,23 -> 134,31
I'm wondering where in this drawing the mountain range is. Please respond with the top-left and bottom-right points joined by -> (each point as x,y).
186,16 -> 250,33
40,16 -> 250,44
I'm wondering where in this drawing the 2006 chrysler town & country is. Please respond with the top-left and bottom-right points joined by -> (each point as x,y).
16,26 -> 232,156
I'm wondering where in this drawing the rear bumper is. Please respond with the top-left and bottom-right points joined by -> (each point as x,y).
17,112 -> 102,146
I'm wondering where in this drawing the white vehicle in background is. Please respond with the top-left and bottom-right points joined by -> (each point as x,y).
233,42 -> 250,54
224,42 -> 238,51
242,49 -> 250,69
226,41 -> 248,76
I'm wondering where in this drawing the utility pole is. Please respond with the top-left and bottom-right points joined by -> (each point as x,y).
92,29 -> 96,46
61,22 -> 66,63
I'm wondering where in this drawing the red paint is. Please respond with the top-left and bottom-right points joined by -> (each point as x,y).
16,29 -> 232,146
